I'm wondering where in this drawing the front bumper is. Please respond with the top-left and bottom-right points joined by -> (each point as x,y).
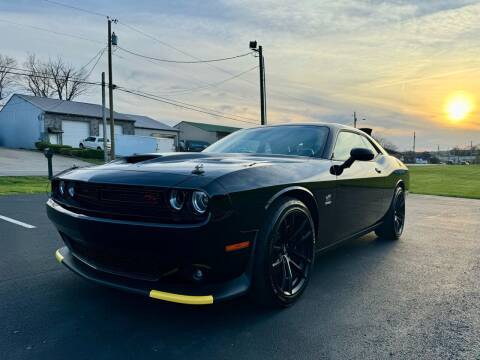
55,247 -> 249,304
47,198 -> 255,304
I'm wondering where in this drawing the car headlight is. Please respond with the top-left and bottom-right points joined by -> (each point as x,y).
67,183 -> 75,197
59,181 -> 65,196
169,190 -> 186,211
192,191 -> 209,214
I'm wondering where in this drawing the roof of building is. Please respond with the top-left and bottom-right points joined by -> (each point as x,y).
11,94 -> 176,131
176,121 -> 241,133
124,114 -> 178,132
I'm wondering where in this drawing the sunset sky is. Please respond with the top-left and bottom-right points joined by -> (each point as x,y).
1,0 -> 480,151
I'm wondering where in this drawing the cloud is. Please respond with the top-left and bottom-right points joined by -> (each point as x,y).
1,0 -> 479,150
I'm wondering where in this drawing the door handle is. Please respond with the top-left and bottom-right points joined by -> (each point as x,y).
375,168 -> 382,174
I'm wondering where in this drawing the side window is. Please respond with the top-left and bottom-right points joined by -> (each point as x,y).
333,132 -> 380,161
360,136 -> 379,156
333,132 -> 366,161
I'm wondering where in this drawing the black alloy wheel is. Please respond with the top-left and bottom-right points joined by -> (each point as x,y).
270,209 -> 314,297
376,186 -> 406,240
251,197 -> 315,307
393,189 -> 406,235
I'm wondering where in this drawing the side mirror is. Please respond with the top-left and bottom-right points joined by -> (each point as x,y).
330,147 -> 374,175
350,147 -> 374,162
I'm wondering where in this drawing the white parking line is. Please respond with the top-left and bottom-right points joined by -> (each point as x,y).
0,215 -> 36,229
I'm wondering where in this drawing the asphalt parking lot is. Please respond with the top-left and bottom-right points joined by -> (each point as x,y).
0,194 -> 479,359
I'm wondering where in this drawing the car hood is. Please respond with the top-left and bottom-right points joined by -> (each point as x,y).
57,153 -> 330,190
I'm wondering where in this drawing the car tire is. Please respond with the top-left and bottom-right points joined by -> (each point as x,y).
250,197 -> 315,308
375,186 -> 406,240
79,143 -> 84,149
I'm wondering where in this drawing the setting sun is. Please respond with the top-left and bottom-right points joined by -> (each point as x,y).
445,92 -> 474,122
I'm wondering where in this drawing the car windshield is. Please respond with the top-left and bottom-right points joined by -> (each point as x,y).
204,125 -> 329,158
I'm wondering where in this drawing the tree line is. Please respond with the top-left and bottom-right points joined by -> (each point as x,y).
0,53 -> 90,103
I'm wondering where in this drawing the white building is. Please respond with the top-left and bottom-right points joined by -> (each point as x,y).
0,94 -> 178,150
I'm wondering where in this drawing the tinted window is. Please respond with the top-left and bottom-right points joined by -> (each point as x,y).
359,136 -> 379,155
204,125 -> 329,158
333,131 -> 376,161
85,137 -> 95,141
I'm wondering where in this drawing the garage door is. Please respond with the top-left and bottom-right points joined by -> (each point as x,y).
99,124 -> 123,139
62,121 -> 90,147
155,137 -> 175,152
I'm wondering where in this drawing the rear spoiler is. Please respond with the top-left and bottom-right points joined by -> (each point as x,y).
359,128 -> 372,136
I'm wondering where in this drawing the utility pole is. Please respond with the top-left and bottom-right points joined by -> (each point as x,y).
413,131 -> 416,154
101,72 -> 108,163
107,17 -> 117,160
259,45 -> 266,126
353,111 -> 357,128
250,41 -> 266,125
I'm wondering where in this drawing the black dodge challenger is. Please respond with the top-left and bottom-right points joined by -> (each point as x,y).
48,123 -> 408,307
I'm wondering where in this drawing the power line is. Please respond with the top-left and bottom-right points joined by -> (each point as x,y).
3,68 -> 257,125
42,0 -> 108,18
152,65 -> 259,95
0,18 -> 102,44
118,86 -> 258,123
2,68 -> 102,86
116,46 -> 253,64
114,44 -> 258,103
37,1 -> 328,111
3,66 -> 256,123
85,48 -> 107,78
116,87 -> 257,125
79,46 -> 107,73
120,87 -> 258,123
117,20 -> 334,110
36,2 -> 259,102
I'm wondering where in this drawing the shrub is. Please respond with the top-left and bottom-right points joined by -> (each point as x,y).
76,149 -> 104,159
58,148 -> 72,156
35,141 -> 72,154
35,141 -> 103,159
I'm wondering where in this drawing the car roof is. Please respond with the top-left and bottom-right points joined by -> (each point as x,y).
243,122 -> 360,132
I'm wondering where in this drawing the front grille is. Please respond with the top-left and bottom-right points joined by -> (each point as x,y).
52,181 -> 206,224
69,240 -> 161,281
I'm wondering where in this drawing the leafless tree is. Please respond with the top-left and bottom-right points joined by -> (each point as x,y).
23,54 -> 54,98
373,135 -> 398,153
0,54 -> 18,101
23,54 -> 90,100
47,57 -> 89,100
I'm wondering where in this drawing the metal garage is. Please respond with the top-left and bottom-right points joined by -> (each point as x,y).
62,121 -> 90,147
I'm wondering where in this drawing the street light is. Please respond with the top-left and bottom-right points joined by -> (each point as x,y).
353,111 -> 366,128
250,40 -> 266,125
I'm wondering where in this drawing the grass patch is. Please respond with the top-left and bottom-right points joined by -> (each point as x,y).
0,176 -> 50,196
409,165 -> 480,199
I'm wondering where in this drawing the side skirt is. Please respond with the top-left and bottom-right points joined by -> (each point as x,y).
314,221 -> 383,255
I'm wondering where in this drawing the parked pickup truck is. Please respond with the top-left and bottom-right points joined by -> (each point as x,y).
79,136 -> 110,150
